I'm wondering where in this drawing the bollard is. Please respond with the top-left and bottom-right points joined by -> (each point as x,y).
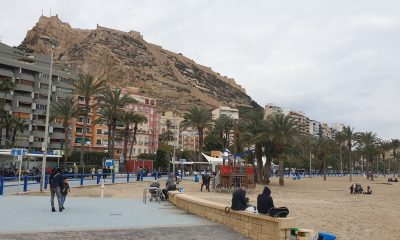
112,173 -> 115,183
100,180 -> 105,198
127,172 -> 130,182
23,176 -> 28,192
0,177 -> 3,195
44,175 -> 49,189
97,174 -> 100,184
80,174 -> 84,186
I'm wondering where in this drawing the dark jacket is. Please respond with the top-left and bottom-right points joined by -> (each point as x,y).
231,187 -> 248,210
257,186 -> 274,214
50,170 -> 64,189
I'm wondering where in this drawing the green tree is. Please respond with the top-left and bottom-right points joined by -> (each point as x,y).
213,115 -> 234,149
268,113 -> 298,186
10,117 -> 28,148
340,126 -> 356,182
128,114 -> 148,160
51,97 -> 77,167
355,132 -> 380,180
72,74 -> 105,171
181,107 -> 212,161
97,88 -> 135,160
390,139 -> 400,177
0,77 -> 14,148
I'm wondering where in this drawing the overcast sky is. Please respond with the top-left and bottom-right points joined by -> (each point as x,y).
1,0 -> 399,139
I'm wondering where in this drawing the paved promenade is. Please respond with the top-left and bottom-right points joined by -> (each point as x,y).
0,195 -> 248,239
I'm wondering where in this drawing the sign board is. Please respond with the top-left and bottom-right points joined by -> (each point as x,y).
179,159 -> 186,163
105,159 -> 114,167
11,148 -> 28,156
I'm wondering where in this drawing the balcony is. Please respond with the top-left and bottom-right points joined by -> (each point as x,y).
33,131 -> 45,138
12,106 -> 32,114
14,140 -> 29,148
14,84 -> 33,92
51,132 -> 65,139
49,143 -> 62,149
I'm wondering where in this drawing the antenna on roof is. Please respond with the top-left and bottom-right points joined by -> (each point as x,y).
41,9 -> 43,16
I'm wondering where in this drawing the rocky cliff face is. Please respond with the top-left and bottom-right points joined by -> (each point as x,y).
19,16 -> 258,113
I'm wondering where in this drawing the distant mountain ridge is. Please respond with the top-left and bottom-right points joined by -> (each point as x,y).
18,16 -> 259,113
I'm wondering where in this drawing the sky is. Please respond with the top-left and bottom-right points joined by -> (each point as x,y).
1,0 -> 400,139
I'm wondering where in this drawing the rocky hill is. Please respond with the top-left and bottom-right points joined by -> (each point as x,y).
18,16 -> 258,113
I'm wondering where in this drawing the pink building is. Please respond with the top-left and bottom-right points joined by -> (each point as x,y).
122,87 -> 159,158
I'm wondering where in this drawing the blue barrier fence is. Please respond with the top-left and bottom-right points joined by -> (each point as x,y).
0,172 -> 176,196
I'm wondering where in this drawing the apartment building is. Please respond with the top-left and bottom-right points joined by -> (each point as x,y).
264,103 -> 341,139
211,106 -> 239,120
0,42 -> 74,151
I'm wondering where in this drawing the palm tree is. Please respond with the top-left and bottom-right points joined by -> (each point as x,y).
355,132 -> 379,180
120,111 -> 135,164
378,140 -> 390,177
97,88 -> 135,160
72,74 -> 105,171
241,109 -> 267,184
10,117 -> 28,147
181,107 -> 212,161
268,113 -> 298,186
128,114 -> 148,161
315,136 -> 333,181
341,126 -> 356,181
1,113 -> 14,148
390,139 -> 400,177
214,115 -> 234,149
51,97 -> 77,167
0,77 -> 14,148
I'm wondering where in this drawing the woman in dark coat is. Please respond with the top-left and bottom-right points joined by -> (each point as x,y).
257,186 -> 289,217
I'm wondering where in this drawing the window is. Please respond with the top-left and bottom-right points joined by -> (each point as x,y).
40,83 -> 49,90
138,149 -> 141,153
36,104 -> 46,110
96,139 -> 101,145
96,129 -> 102,134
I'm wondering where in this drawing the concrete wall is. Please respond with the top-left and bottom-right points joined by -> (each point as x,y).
168,191 -> 296,240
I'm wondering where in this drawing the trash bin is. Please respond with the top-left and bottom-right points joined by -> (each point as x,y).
194,174 -> 199,182
297,229 -> 315,240
318,232 -> 336,240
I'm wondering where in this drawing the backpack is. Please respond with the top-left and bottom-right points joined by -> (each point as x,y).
50,173 -> 59,190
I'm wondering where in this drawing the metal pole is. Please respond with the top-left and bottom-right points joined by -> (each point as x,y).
17,150 -> 23,194
40,46 -> 53,192
172,112 -> 177,177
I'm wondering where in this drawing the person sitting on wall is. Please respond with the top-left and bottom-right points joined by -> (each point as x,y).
162,174 -> 177,201
257,186 -> 289,217
231,185 -> 250,210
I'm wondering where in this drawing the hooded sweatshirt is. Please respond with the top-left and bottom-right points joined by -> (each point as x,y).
257,186 -> 274,214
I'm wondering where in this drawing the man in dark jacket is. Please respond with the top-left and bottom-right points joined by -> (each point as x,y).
49,168 -> 64,212
257,186 -> 289,217
231,186 -> 249,210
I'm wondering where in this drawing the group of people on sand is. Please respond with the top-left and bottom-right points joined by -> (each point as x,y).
387,177 -> 398,182
349,183 -> 372,195
230,185 -> 289,217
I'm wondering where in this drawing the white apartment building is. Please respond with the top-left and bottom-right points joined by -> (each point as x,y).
211,106 -> 239,120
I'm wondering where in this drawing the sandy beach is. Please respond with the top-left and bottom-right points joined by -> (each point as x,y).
29,175 -> 400,239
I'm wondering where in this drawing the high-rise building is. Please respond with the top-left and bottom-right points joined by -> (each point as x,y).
211,106 -> 239,120
0,42 -> 74,151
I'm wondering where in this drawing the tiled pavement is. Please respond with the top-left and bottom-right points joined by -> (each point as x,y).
0,196 -> 248,240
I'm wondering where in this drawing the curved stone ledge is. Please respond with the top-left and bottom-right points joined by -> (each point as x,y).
168,191 -> 296,240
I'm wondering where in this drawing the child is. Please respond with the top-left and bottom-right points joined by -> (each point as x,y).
61,178 -> 70,209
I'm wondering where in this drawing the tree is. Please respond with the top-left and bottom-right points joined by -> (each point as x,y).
378,140 -> 391,176
51,97 -> 77,167
341,126 -> 356,181
181,107 -> 212,161
315,136 -> 333,181
268,113 -> 298,186
10,117 -> 28,148
0,77 -> 14,148
355,132 -> 380,180
72,74 -> 105,171
240,109 -> 267,184
120,111 -> 136,165
213,115 -> 234,149
97,88 -> 135,160
128,114 -> 148,161
390,139 -> 400,177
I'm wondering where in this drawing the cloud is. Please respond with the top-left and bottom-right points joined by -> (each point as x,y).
1,0 -> 399,139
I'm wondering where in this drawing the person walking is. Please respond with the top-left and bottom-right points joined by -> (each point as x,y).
49,168 -> 64,212
61,178 -> 70,209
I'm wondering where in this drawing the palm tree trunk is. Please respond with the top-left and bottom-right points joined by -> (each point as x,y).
129,125 -> 137,161
198,129 -> 204,162
264,156 -> 272,184
110,121 -> 116,159
255,143 -> 263,183
323,158 -> 327,181
349,147 -> 353,182
63,122 -> 69,168
80,102 -> 89,172
107,123 -> 112,159
11,127 -> 17,147
370,158 -> 374,181
122,126 -> 129,167
279,155 -> 284,186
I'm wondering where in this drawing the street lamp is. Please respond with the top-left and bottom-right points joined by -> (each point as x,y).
40,37 -> 54,192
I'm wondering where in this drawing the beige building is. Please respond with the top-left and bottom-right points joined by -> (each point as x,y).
211,106 -> 239,120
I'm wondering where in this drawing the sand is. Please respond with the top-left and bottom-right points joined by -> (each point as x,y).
28,176 -> 400,239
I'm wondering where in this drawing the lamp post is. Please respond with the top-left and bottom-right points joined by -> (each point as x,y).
40,39 -> 54,192
172,112 -> 177,177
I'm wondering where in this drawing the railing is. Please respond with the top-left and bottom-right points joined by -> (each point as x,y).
0,172 -> 194,196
